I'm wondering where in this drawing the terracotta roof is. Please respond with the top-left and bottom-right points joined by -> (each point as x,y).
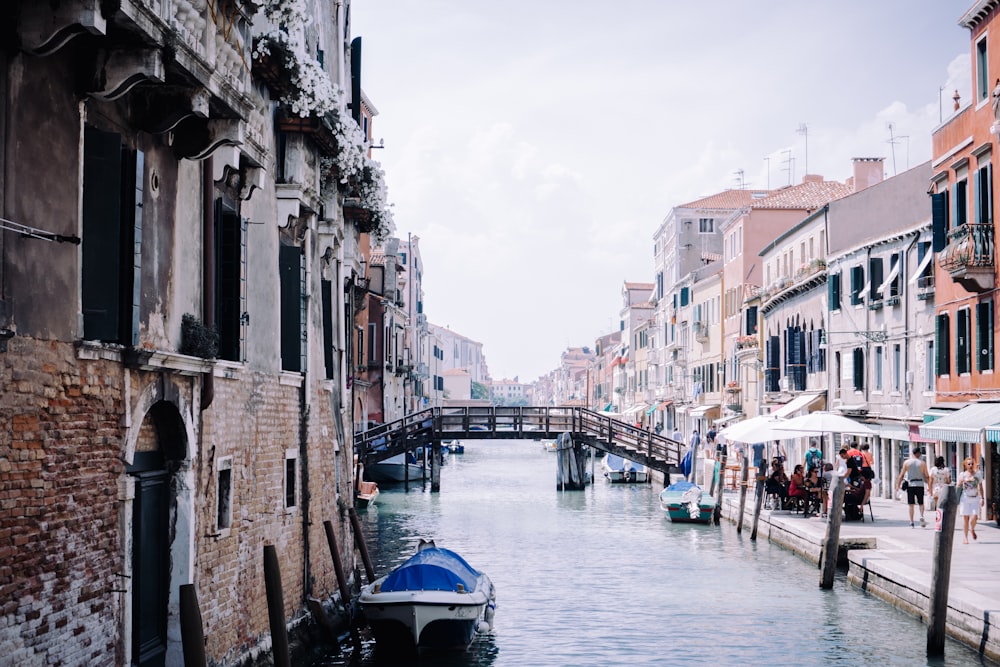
750,180 -> 854,210
678,189 -> 768,210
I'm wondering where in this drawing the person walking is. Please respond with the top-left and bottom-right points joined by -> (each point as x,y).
895,447 -> 930,528
928,455 -> 952,511
957,457 -> 985,544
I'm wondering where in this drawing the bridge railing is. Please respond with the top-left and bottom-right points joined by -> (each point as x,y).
574,408 -> 684,467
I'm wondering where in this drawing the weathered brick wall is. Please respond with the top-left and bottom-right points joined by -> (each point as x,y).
196,371 -> 350,664
0,337 -> 125,665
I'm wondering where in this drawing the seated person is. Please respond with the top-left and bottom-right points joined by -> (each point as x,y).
788,464 -> 807,501
820,462 -> 834,517
803,467 -> 822,499
764,459 -> 789,505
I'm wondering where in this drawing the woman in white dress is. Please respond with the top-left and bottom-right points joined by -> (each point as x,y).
957,457 -> 985,544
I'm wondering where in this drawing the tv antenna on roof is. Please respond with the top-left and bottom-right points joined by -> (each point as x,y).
886,123 -> 909,175
796,123 -> 809,176
734,169 -> 745,190
781,149 -> 794,186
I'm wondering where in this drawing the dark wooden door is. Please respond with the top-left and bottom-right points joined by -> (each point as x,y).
132,466 -> 169,666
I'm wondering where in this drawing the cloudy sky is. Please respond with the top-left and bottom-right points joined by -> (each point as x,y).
350,1 -> 973,383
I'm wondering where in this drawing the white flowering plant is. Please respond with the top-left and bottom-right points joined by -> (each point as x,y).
253,0 -> 394,240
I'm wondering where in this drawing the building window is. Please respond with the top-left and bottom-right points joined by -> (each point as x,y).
956,307 -> 971,375
936,313 -> 951,376
850,266 -> 865,305
285,450 -> 298,509
828,271 -> 841,310
81,126 -> 144,345
216,199 -> 246,362
874,346 -> 883,392
954,176 -> 968,228
698,218 -> 714,233
893,344 -> 901,392
977,300 -> 994,372
977,36 -> 989,104
926,341 -> 935,391
217,457 -> 233,531
976,161 -> 993,225
868,257 -> 884,302
279,244 -> 306,372
852,347 -> 865,391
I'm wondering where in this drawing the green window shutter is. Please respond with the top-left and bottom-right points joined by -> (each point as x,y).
127,149 -> 144,347
931,191 -> 948,252
977,301 -> 994,372
936,313 -> 950,376
82,127 -> 124,342
869,258 -> 883,299
680,287 -> 689,307
853,348 -> 864,390
956,309 -> 969,374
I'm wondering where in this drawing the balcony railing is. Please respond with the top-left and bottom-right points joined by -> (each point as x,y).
939,223 -> 995,292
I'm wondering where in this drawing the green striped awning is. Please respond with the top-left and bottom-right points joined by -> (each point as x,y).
918,403 -> 1000,443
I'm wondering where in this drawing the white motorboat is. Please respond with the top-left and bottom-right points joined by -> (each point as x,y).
358,540 -> 496,652
601,453 -> 649,483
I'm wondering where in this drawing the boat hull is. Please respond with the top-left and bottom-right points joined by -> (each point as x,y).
659,482 -> 716,524
364,461 -> 425,483
359,545 -> 495,652
601,454 -> 649,483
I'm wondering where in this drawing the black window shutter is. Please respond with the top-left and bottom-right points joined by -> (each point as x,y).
279,244 -> 303,372
931,191 -> 948,252
126,149 -> 144,346
957,309 -> 968,374
870,258 -> 883,299
216,206 -> 243,362
322,279 -> 335,379
82,127 -> 124,342
745,305 -> 758,334
853,348 -> 864,390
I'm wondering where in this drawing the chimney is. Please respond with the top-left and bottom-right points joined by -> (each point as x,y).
852,157 -> 885,191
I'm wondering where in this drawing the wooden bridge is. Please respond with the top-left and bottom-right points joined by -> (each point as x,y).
355,406 -> 686,489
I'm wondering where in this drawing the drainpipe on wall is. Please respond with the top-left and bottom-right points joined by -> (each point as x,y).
201,156 -> 215,411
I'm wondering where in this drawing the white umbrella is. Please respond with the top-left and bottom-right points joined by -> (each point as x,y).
719,415 -> 789,443
772,411 -> 875,437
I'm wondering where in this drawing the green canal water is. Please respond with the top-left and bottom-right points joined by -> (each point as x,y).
317,439 -> 993,666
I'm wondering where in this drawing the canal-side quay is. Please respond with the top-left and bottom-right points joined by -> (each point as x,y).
719,492 -> 1000,662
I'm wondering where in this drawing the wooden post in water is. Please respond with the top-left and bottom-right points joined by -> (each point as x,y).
750,476 -> 765,541
348,507 -> 375,583
927,485 -> 959,657
737,456 -> 749,535
713,454 -> 727,525
179,583 -> 207,667
430,442 -> 441,492
820,475 -> 846,589
263,545 -> 291,667
324,520 -> 363,653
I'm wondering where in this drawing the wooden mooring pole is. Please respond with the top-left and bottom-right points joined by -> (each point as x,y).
819,475 -> 846,589
713,454 -> 727,525
927,485 -> 959,657
324,520 -> 363,654
737,456 -> 749,535
263,545 -> 291,667
179,583 -> 207,667
430,442 -> 442,491
750,476 -> 765,541
348,507 -> 376,583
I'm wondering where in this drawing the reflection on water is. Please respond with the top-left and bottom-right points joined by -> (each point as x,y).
317,440 -> 992,667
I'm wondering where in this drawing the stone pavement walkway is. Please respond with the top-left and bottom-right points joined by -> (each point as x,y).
719,491 -> 1000,661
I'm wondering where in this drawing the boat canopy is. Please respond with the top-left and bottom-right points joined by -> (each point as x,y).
380,547 -> 482,593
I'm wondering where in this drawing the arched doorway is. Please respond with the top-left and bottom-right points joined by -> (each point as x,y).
126,400 -> 186,667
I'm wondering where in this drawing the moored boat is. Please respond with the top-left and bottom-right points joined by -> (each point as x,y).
601,453 -> 649,483
356,479 -> 379,507
358,540 -> 496,652
659,480 -> 716,523
364,452 -> 425,484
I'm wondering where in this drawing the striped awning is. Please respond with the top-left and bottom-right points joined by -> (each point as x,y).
987,423 -> 1000,442
918,403 -> 1000,443
772,392 -> 824,418
690,404 -> 719,418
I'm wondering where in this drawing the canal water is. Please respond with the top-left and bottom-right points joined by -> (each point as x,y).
319,439 -> 992,666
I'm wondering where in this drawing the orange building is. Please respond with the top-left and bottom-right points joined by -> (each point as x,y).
924,1 -> 1000,521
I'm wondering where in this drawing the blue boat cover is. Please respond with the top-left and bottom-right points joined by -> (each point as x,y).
380,547 -> 482,593
664,480 -> 700,495
606,454 -> 643,472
